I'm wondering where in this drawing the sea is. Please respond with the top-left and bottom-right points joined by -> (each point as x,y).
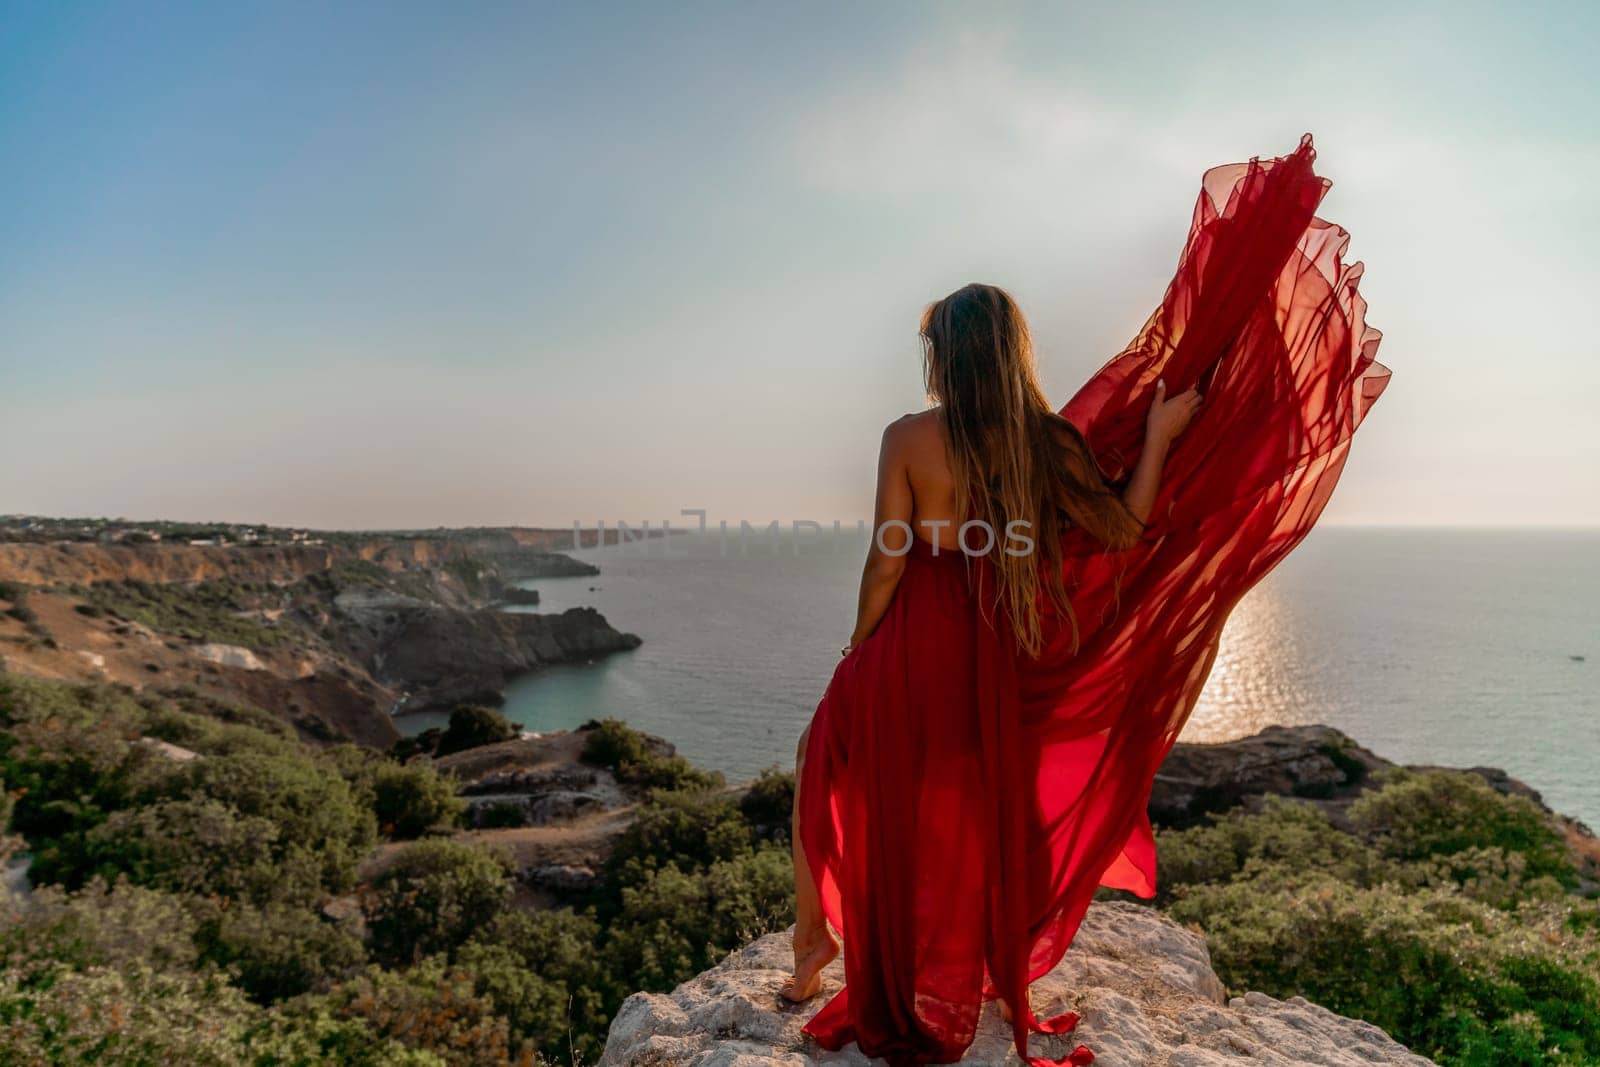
401,527 -> 1600,828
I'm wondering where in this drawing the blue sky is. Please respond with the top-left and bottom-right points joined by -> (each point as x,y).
2,1 -> 1596,528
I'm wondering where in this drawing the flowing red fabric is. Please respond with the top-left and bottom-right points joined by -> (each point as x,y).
798,136 -> 1389,1066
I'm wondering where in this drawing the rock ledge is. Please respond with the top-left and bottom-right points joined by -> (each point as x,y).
600,902 -> 1434,1066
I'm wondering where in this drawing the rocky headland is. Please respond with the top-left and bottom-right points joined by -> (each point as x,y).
0,521 -> 638,745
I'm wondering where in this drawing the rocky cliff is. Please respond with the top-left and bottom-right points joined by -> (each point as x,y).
330,588 -> 641,712
0,542 -> 342,586
0,528 -> 638,746
0,535 -> 595,588
600,902 -> 1436,1066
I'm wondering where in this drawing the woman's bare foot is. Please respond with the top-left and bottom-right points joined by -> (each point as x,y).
998,987 -> 1029,1024
780,925 -> 840,1003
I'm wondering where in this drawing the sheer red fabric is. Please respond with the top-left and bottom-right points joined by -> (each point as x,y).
798,135 -> 1389,1066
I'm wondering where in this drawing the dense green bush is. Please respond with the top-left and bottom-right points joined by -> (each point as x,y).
145,685 -> 298,749
0,877 -> 428,1066
1158,778 -> 1600,1066
372,760 -> 466,838
1153,795 -> 1380,902
84,797 -> 288,901
739,766 -> 796,839
3,879 -> 202,974
1168,870 -> 1600,1064
367,839 -> 514,966
0,677 -> 176,887
179,749 -> 377,900
0,961 -> 269,1066
578,717 -> 652,767
458,909 -> 611,1064
600,788 -> 754,896
1350,769 -> 1577,888
307,958 -> 537,1066
580,717 -> 723,793
603,844 -> 793,991
197,901 -> 367,1002
436,704 -> 519,756
0,674 -> 560,1064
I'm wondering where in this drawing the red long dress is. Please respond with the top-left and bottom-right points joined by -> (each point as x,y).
798,135 -> 1389,1066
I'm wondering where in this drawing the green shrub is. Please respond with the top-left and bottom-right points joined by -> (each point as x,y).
1154,796 -> 1380,902
0,678 -> 176,888
459,909 -> 611,1064
739,767 -> 795,840
197,902 -> 367,1003
178,749 -> 377,900
600,789 -> 753,904
308,957 -> 535,1066
390,727 -> 444,762
579,718 -> 652,768
1167,872 -> 1600,1065
617,752 -> 722,793
1350,769 -> 1576,887
367,840 -> 513,966
436,705 -> 519,756
1,878 -> 200,975
145,687 -> 297,750
372,761 -> 466,839
602,844 -> 793,992
1157,772 -> 1600,1065
84,798 -> 289,902
0,961 -> 263,1066
244,1007 -> 447,1067
580,718 -> 722,793
0,956 -> 442,1067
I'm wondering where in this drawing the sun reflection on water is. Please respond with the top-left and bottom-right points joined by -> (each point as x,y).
1183,581 -> 1324,743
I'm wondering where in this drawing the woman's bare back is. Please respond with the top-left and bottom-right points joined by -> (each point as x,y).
889,410 -> 962,550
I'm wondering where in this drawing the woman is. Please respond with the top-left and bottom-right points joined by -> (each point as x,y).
786,136 -> 1389,1067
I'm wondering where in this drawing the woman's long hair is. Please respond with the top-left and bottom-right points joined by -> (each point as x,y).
921,283 -> 1143,656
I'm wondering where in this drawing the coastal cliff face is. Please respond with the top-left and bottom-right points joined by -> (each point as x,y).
352,530 -> 600,579
0,542 -> 342,586
0,529 -> 636,747
0,535 -> 595,589
600,902 -> 1436,1066
332,590 -> 641,712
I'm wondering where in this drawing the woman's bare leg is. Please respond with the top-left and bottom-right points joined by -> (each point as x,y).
783,724 -> 839,1003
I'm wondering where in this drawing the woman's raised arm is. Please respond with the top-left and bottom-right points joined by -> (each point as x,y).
1122,378 -> 1201,523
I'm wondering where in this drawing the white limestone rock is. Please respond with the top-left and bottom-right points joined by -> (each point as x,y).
600,902 -> 1434,1067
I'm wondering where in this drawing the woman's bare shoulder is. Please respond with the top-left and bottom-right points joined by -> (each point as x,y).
882,409 -> 943,454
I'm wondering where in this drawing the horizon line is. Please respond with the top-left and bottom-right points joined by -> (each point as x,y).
5,515 -> 1599,536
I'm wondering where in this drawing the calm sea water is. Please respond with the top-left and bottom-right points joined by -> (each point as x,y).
410,529 -> 1600,827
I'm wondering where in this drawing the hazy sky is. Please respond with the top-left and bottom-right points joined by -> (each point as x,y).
3,1 -> 1596,529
